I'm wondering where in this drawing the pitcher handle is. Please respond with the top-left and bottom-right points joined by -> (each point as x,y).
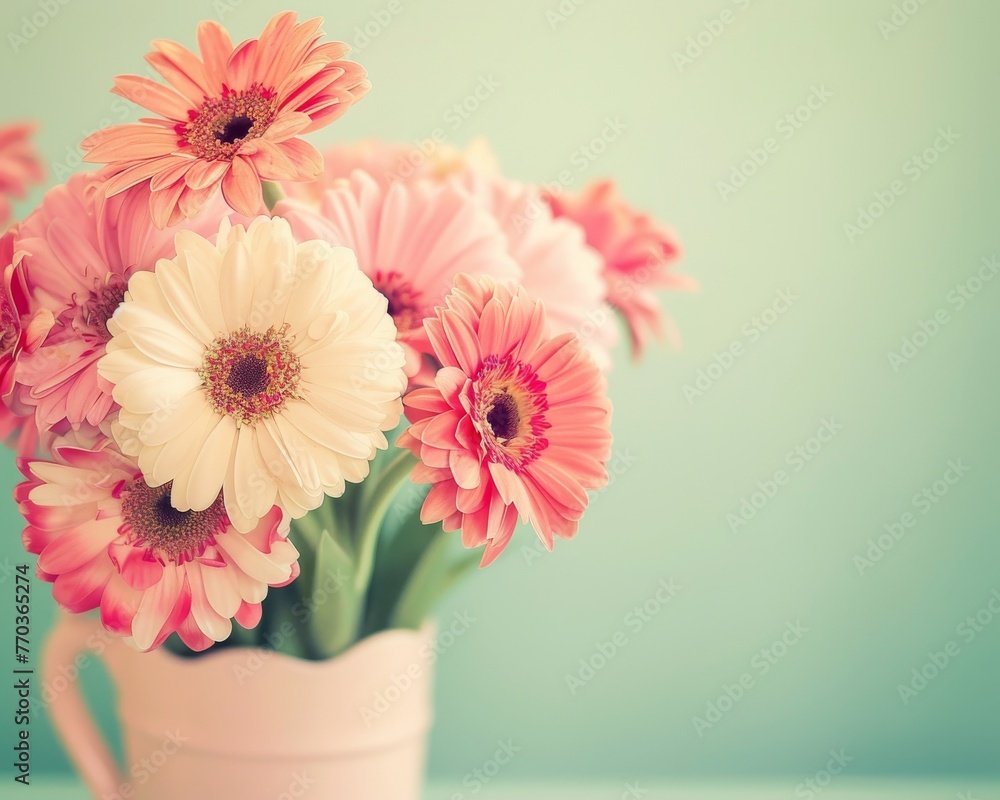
42,612 -> 123,799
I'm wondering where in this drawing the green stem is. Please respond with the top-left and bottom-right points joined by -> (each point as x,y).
262,180 -> 285,212
353,450 -> 416,594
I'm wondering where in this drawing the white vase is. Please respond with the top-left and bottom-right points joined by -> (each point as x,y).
43,612 -> 435,800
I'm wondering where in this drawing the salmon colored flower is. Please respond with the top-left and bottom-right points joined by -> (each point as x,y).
398,275 -> 612,566
81,12 -> 371,227
0,123 -> 44,229
276,171 -> 520,381
543,180 -> 694,358
19,436 -> 299,651
0,226 -> 49,456
11,173 -> 237,431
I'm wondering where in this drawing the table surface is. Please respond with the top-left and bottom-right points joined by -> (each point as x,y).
6,778 -> 998,799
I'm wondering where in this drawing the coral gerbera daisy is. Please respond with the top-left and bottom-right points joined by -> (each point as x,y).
397,275 -> 613,566
81,12 -> 371,227
98,216 -> 406,533
19,435 -> 299,651
0,122 -> 44,229
11,173 -> 236,431
543,180 -> 694,358
275,171 -> 520,380
451,171 -> 619,370
0,227 -> 45,457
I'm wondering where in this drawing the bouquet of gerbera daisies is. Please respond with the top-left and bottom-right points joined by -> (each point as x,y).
4,12 -> 691,659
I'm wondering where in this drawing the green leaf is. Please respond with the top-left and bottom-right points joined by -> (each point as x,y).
363,498 -> 434,633
306,528 -> 362,659
390,528 -> 479,630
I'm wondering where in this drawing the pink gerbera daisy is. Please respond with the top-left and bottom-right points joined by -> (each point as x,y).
451,171 -> 618,370
81,12 -> 370,227
19,436 -> 299,651
0,227 -> 48,456
398,275 -> 613,566
276,171 -> 520,380
11,173 -> 238,431
0,123 -> 44,228
543,180 -> 694,358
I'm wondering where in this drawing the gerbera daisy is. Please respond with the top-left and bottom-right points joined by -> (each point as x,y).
451,171 -> 619,370
281,138 -> 500,203
397,275 -> 613,566
11,173 -> 235,431
98,216 -> 406,533
275,171 -> 520,380
543,180 -> 694,358
19,435 -> 299,651
81,12 -> 371,227
0,123 -> 44,228
0,226 -> 49,457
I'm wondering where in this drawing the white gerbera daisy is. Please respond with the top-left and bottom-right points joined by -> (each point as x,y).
98,216 -> 406,532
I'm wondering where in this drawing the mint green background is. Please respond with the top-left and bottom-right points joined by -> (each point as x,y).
0,0 -> 998,787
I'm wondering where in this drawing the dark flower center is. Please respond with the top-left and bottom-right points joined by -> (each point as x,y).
473,354 -> 550,472
200,325 -> 301,426
216,115 -> 254,145
486,392 -> 520,440
226,354 -> 270,398
182,85 -> 279,161
154,492 -> 190,528
120,479 -> 228,563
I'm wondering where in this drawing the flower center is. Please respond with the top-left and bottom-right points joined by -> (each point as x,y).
119,479 -> 228,562
473,354 -> 550,472
181,84 -> 279,161
486,392 -> 520,440
83,277 -> 127,341
371,271 -> 426,335
200,325 -> 301,426
217,115 -> 254,145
